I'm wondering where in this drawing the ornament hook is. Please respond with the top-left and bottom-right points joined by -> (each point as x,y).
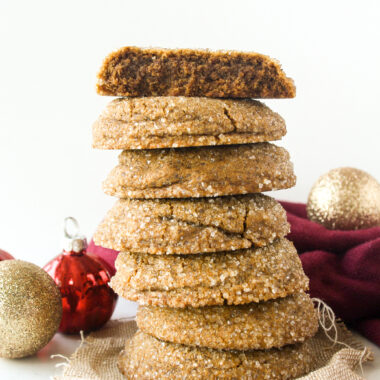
62,217 -> 87,253
64,217 -> 80,239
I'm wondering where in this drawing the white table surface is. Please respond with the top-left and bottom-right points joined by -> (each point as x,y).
0,298 -> 379,380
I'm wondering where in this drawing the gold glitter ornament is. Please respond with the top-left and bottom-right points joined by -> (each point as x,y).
307,167 -> 380,230
0,260 -> 62,358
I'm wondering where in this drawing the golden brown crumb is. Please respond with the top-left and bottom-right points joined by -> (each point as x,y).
97,47 -> 295,98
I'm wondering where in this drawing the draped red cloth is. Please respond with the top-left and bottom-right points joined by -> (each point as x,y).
87,243 -> 118,277
89,201 -> 380,346
281,201 -> 380,346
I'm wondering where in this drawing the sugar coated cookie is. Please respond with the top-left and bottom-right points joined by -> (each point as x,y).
93,97 -> 286,149
118,330 -> 314,380
111,239 -> 309,307
136,292 -> 318,350
103,143 -> 296,199
93,194 -> 290,254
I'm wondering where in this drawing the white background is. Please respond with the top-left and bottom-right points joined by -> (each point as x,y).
0,0 -> 379,266
0,2 -> 380,379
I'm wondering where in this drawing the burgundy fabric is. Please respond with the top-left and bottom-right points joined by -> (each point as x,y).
87,240 -> 118,276
281,201 -> 380,346
89,201 -> 380,346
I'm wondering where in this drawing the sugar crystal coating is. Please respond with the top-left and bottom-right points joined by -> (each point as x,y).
111,238 -> 309,308
118,330 -> 314,380
136,292 -> 318,350
103,143 -> 296,199
93,97 -> 286,150
94,194 -> 290,254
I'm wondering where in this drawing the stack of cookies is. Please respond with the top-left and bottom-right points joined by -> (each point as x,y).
93,47 -> 319,379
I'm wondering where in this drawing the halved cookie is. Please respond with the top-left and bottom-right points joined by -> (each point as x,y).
103,143 -> 296,198
93,194 -> 290,254
97,47 -> 296,98
136,292 -> 318,350
111,239 -> 309,308
93,97 -> 286,149
118,330 -> 314,380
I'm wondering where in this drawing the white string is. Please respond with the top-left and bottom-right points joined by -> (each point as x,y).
50,320 -> 135,367
312,297 -> 368,375
51,353 -> 70,363
116,316 -> 136,322
312,298 -> 340,348
78,330 -> 86,349
50,330 -> 86,372
51,353 -> 70,370
54,362 -> 70,369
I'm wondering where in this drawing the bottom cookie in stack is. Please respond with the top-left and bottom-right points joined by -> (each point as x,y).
118,330 -> 316,380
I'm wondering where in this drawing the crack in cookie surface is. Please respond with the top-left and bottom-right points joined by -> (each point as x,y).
93,194 -> 290,254
93,96 -> 286,149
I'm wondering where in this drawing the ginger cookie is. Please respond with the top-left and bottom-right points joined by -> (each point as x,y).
93,194 -> 290,254
111,239 -> 309,308
92,97 -> 286,150
118,330 -> 314,380
97,47 -> 296,98
103,143 -> 296,199
136,292 -> 318,351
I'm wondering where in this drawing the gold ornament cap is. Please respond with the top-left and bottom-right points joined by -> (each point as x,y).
307,167 -> 380,230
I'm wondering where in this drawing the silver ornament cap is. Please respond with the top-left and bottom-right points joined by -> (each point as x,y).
62,217 -> 87,253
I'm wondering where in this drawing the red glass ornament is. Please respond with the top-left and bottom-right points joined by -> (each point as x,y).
0,249 -> 14,261
44,249 -> 117,334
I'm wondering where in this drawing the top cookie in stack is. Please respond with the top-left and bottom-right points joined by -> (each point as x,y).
96,47 -> 296,98
93,47 -> 318,380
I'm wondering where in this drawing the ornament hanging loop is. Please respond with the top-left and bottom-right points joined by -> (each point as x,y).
62,217 -> 87,253
64,217 -> 80,239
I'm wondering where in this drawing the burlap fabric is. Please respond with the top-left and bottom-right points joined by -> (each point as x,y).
55,318 -> 372,380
